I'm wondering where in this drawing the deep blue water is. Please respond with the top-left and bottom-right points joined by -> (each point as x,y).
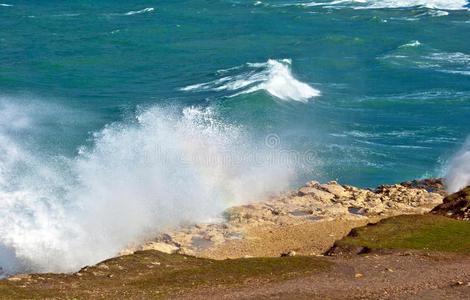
1,0 -> 470,274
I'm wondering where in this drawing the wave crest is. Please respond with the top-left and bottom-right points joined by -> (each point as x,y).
181,59 -> 320,102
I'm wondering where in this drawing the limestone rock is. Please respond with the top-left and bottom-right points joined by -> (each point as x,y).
141,242 -> 179,254
130,178 -> 445,260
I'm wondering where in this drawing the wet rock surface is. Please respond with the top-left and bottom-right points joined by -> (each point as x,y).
399,178 -> 447,196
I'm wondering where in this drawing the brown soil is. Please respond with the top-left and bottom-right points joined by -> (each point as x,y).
2,250 -> 469,300
187,251 -> 470,300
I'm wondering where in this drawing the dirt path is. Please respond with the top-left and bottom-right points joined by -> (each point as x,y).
186,251 -> 470,299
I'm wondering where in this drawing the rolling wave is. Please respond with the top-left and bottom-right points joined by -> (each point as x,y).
181,59 -> 320,102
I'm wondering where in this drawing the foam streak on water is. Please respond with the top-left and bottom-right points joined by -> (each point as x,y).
303,0 -> 468,10
124,7 -> 154,15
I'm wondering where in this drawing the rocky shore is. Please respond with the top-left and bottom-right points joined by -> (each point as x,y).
133,178 -> 445,259
3,178 -> 470,300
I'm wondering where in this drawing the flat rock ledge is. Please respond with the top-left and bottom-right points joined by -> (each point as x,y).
123,179 -> 445,258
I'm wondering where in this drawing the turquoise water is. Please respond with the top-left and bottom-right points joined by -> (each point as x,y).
1,0 -> 470,274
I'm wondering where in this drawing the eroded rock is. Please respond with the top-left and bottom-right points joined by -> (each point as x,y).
141,242 -> 179,254
130,179 -> 444,259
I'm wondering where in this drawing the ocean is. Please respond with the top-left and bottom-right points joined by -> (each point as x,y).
0,0 -> 469,275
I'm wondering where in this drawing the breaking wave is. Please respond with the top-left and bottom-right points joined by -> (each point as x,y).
302,0 -> 469,10
0,99 -> 298,276
181,59 -> 320,102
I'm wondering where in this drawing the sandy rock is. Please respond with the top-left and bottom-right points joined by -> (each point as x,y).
298,187 -> 334,202
305,180 -> 321,187
205,231 -> 225,244
323,182 -> 347,198
142,242 -> 179,254
7,274 -> 31,282
130,178 -> 444,261
177,247 -> 195,256
118,249 -> 134,256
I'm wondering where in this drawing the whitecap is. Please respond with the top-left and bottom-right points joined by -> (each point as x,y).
399,40 -> 421,48
363,0 -> 468,10
380,44 -> 470,75
441,70 -> 470,76
124,7 -> 154,16
181,59 -> 320,102
302,0 -> 468,10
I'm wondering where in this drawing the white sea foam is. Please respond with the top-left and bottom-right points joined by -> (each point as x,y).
303,0 -> 367,7
380,44 -> 470,76
442,70 -> 470,76
446,137 -> 470,193
399,40 -> 421,48
363,0 -> 468,10
0,98 -> 299,275
425,52 -> 470,76
124,7 -> 154,15
181,59 -> 320,102
427,9 -> 449,16
303,0 -> 468,10
426,52 -> 470,65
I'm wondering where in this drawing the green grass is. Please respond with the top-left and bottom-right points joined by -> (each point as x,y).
0,251 -> 332,299
444,186 -> 470,202
336,214 -> 470,253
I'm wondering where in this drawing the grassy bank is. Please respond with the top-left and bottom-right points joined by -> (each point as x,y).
0,251 -> 331,299
334,214 -> 470,253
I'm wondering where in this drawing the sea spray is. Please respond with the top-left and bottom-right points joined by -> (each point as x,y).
0,103 -> 300,275
446,137 -> 470,193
